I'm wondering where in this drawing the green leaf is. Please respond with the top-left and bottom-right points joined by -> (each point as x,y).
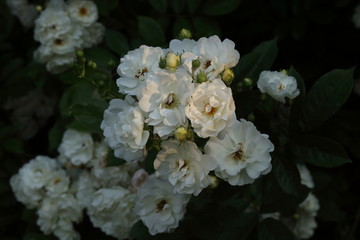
105,29 -> 130,56
59,69 -> 81,85
148,0 -> 167,13
171,0 -> 186,13
3,138 -> 23,154
106,149 -> 126,167
129,220 -> 156,240
218,212 -> 258,240
48,120 -> 67,152
192,17 -> 221,37
201,0 -> 241,16
257,218 -> 296,240
296,68 -> 354,132
235,38 -> 278,83
85,47 -> 118,68
59,81 -> 96,117
187,0 -> 202,14
273,157 -> 302,196
291,135 -> 351,168
144,147 -> 158,174
138,16 -> 166,46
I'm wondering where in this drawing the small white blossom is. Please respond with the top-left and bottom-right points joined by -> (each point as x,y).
67,0 -> 98,27
116,45 -> 164,97
130,168 -> 148,192
134,175 -> 190,235
101,95 -> 149,162
193,35 -> 240,79
74,170 -> 100,208
205,119 -> 274,186
297,164 -> 314,189
154,140 -> 216,196
185,78 -> 236,138
6,0 -> 38,28
37,193 -> 82,240
34,8 -> 72,44
257,70 -> 300,103
45,168 -> 70,197
81,22 -> 105,48
139,70 -> 194,137
284,193 -> 320,239
58,129 -> 95,166
10,174 -> 44,208
87,187 -> 139,239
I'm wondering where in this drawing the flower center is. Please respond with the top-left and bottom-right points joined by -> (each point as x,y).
203,60 -> 212,69
204,103 -> 218,116
156,199 -> 168,213
53,178 -> 61,184
163,93 -> 177,109
176,159 -> 188,171
278,83 -> 285,90
79,7 -> 88,16
54,39 -> 64,46
232,143 -> 245,161
135,67 -> 148,79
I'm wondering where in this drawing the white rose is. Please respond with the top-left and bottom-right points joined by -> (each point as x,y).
205,119 -> 274,186
257,70 -> 300,103
34,8 -> 72,44
116,45 -> 164,97
297,164 -> 314,189
10,174 -> 44,208
101,95 -> 149,162
185,78 -> 236,138
87,187 -> 138,239
81,22 -> 105,48
134,175 -> 190,235
45,168 -> 70,197
58,129 -> 95,166
154,140 -> 216,196
193,35 -> 240,79
139,70 -> 194,137
67,0 -> 98,27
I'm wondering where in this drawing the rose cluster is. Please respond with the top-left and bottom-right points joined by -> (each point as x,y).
100,35 -> 276,235
11,34 -> 319,239
32,0 -> 104,73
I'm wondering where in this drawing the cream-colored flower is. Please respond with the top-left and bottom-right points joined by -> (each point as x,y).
257,70 -> 300,103
154,140 -> 216,196
205,119 -> 274,186
67,0 -> 98,26
134,175 -> 190,235
185,78 -> 236,138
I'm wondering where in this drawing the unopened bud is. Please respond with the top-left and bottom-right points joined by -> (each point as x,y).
179,28 -> 192,40
35,5 -> 43,12
260,93 -> 267,101
247,113 -> 255,122
108,59 -> 116,68
174,126 -> 188,141
281,69 -> 288,75
196,70 -> 208,83
166,52 -> 181,70
192,58 -> 201,68
208,175 -> 219,189
221,69 -> 235,85
243,77 -> 253,87
76,50 -> 84,57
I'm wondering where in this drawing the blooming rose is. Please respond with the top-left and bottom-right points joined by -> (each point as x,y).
139,69 -> 194,137
205,119 -> 274,186
185,78 -> 236,138
134,175 -> 190,235
67,0 -> 98,27
257,70 -> 300,103
117,45 -> 164,97
154,140 -> 216,196
101,95 -> 149,162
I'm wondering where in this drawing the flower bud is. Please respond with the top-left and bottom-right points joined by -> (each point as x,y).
243,77 -> 253,87
247,113 -> 255,122
36,5 -> 43,12
174,126 -> 188,141
179,28 -> 192,40
281,69 -> 288,75
192,58 -> 201,68
208,175 -> 219,189
221,69 -> 235,85
76,50 -> 84,57
166,52 -> 181,69
196,70 -> 208,83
